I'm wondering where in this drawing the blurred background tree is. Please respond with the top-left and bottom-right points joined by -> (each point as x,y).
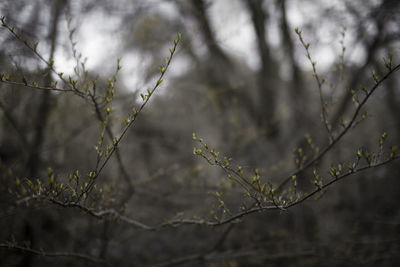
0,0 -> 400,266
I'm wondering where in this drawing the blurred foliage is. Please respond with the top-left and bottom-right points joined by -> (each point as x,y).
0,0 -> 400,266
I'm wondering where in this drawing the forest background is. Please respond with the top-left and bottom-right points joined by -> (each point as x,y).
0,0 -> 400,266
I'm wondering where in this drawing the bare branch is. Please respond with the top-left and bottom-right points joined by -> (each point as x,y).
0,243 -> 110,266
154,247 -> 317,267
277,63 -> 400,190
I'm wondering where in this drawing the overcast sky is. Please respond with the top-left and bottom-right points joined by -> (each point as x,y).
52,0 -> 359,93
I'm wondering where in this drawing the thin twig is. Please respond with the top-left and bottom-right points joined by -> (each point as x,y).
0,79 -> 80,94
16,154 -> 400,231
295,28 -> 333,141
82,34 -> 181,198
277,63 -> 400,190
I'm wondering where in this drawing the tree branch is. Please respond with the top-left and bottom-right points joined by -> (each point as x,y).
277,63 -> 400,190
0,243 -> 110,266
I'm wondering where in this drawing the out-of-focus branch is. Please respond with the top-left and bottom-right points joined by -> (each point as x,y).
0,99 -> 29,148
245,0 -> 278,138
279,0 -> 306,127
191,0 -> 230,63
154,247 -> 317,267
0,243 -> 110,266
330,0 -> 400,129
27,0 -> 66,178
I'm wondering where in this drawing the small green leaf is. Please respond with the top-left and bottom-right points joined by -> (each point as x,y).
25,179 -> 33,188
223,157 -> 229,166
261,183 -> 267,193
21,76 -> 27,85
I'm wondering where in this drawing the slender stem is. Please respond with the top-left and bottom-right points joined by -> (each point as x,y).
277,63 -> 400,190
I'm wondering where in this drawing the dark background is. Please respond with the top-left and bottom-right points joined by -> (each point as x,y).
0,0 -> 400,266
